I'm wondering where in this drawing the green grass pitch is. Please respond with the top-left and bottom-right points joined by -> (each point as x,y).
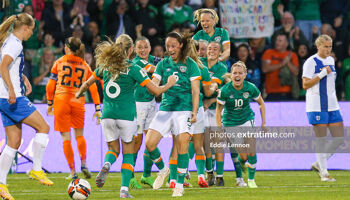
6,171 -> 350,199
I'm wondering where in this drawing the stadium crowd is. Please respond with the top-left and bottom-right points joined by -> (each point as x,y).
2,0 -> 350,102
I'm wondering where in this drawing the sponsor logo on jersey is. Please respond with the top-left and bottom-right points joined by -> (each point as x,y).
214,36 -> 221,42
316,116 -> 321,121
180,66 -> 187,72
166,68 -> 171,72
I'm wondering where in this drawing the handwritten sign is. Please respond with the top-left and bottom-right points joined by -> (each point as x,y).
219,0 -> 274,38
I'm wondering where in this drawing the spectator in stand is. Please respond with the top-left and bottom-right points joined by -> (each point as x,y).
262,34 -> 299,101
32,48 -> 55,103
12,0 -> 31,14
106,0 -> 135,40
248,37 -> 268,68
232,43 -> 261,89
32,0 -> 45,20
32,33 -> 63,69
87,0 -> 104,28
271,12 -> 308,51
289,0 -> 322,46
202,0 -> 218,12
88,21 -> 101,49
187,0 -> 202,12
131,0 -> 164,45
319,24 -> 346,63
73,0 -> 90,24
272,0 -> 285,28
152,43 -> 165,58
41,0 -> 78,46
23,5 -> 43,63
320,0 -> 350,29
67,14 -> 93,49
162,0 -> 195,33
342,44 -> 350,100
296,43 -> 310,100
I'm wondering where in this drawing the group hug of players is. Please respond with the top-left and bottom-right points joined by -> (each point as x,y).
0,7 -> 344,200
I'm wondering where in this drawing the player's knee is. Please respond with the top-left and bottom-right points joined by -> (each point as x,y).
7,138 -> 21,149
39,121 -> 50,133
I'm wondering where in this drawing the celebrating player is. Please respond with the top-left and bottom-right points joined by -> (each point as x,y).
193,8 -> 230,61
76,34 -> 177,198
145,31 -> 201,197
0,13 -> 53,200
302,35 -> 344,182
130,36 -> 161,188
46,37 -> 101,180
216,61 -> 266,188
200,41 -> 227,186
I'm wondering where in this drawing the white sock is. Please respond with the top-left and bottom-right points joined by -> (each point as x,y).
325,137 -> 344,160
32,133 -> 49,171
315,137 -> 327,172
198,174 -> 205,179
175,183 -> 183,189
0,145 -> 17,185
159,166 -> 168,173
120,186 -> 128,192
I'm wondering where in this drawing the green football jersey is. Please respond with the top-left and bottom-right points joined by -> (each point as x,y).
94,61 -> 150,121
193,28 -> 230,46
200,57 -> 227,110
132,55 -> 161,102
217,81 -> 260,126
154,56 -> 201,111
199,65 -> 212,108
162,3 -> 194,32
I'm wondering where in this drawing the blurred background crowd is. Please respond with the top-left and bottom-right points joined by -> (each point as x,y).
1,0 -> 350,103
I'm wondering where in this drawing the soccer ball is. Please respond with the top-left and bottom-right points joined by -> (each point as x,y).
67,178 -> 91,200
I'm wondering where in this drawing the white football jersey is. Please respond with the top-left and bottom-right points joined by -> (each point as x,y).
302,53 -> 339,112
0,34 -> 25,98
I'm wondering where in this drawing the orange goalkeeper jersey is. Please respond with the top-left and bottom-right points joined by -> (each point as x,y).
46,54 -> 100,104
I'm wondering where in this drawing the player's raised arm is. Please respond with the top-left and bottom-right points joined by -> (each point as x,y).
76,75 -> 97,98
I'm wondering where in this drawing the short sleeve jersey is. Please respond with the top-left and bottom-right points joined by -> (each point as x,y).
49,54 -> 93,96
153,56 -> 201,111
132,55 -> 161,102
193,28 -> 230,47
200,57 -> 227,110
217,81 -> 260,126
302,54 -> 339,112
93,61 -> 150,120
0,34 -> 25,98
199,65 -> 212,108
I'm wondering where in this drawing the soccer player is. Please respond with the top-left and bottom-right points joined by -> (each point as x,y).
0,13 -> 53,200
302,35 -> 344,182
167,39 -> 217,189
145,31 -> 201,197
46,37 -> 101,180
216,61 -> 266,188
200,41 -> 227,186
193,8 -> 230,61
76,34 -> 177,198
130,36 -> 162,188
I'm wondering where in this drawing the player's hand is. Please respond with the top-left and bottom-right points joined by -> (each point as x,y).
93,110 -> 102,124
47,105 -> 54,116
167,74 -> 178,86
325,66 -> 332,74
23,75 -> 32,95
190,112 -> 197,124
8,89 -> 16,104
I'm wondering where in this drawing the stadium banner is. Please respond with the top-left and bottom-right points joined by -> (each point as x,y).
0,102 -> 349,173
219,0 -> 275,38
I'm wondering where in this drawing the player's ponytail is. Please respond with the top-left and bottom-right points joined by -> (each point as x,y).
66,37 -> 85,58
94,37 -> 130,80
0,13 -> 34,47
188,38 -> 203,69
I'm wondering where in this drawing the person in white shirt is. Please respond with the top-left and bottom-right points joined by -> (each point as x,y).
0,13 -> 53,200
302,34 -> 344,182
